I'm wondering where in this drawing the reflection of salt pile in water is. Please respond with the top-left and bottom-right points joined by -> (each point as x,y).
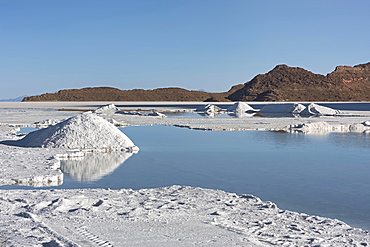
227,102 -> 256,113
196,104 -> 222,118
196,104 -> 222,113
260,103 -> 306,114
228,111 -> 256,118
60,152 -> 133,181
14,112 -> 138,152
301,103 -> 341,116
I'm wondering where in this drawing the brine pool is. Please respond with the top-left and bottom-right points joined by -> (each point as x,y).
4,125 -> 370,230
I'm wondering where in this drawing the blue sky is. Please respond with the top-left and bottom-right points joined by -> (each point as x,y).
1,0 -> 370,99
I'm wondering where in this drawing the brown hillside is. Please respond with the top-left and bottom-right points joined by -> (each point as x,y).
23,62 -> 370,102
23,87 -> 232,102
227,62 -> 370,101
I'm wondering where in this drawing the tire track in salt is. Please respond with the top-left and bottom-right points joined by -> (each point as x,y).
76,226 -> 113,247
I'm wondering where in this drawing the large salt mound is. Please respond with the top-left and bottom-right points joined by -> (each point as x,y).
260,103 -> 306,114
300,103 -> 341,116
227,102 -> 255,113
14,112 -> 138,151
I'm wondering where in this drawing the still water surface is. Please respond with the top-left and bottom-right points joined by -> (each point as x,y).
6,125 -> 370,230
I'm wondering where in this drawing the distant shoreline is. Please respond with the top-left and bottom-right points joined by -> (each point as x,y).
1,101 -> 370,111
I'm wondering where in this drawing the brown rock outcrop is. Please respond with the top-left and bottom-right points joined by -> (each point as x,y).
228,62 -> 370,101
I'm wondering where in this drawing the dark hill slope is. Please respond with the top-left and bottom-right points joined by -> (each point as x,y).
228,62 -> 370,101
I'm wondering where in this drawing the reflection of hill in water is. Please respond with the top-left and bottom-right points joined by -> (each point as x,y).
60,152 -> 133,181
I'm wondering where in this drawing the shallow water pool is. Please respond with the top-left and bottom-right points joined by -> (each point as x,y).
4,125 -> 370,230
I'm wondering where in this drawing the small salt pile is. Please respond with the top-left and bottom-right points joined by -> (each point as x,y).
33,119 -> 61,128
147,110 -> 167,118
362,121 -> 370,126
15,112 -> 138,152
300,103 -> 341,116
93,104 -> 120,115
196,104 -> 222,113
227,102 -> 255,113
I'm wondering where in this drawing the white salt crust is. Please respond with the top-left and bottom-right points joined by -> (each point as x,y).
0,186 -> 369,246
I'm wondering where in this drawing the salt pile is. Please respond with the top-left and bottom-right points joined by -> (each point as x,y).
196,104 -> 222,113
33,119 -> 61,128
92,104 -> 120,115
301,103 -> 341,116
227,102 -> 255,113
147,110 -> 167,118
363,121 -> 370,126
104,117 -> 128,127
260,103 -> 306,114
13,112 -> 138,152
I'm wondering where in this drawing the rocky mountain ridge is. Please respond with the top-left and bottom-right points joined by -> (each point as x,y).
23,62 -> 370,102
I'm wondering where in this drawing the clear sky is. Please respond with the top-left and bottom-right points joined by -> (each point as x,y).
1,0 -> 370,99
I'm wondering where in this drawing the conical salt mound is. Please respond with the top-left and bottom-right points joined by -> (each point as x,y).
16,112 -> 138,152
196,104 -> 222,113
227,102 -> 255,112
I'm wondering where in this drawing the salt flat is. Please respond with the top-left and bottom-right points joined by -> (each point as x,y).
2,186 -> 370,246
1,102 -> 370,246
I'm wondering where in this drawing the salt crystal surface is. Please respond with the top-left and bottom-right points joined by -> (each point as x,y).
1,186 -> 370,246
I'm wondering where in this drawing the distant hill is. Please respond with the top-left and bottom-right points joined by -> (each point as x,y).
227,62 -> 370,101
23,62 -> 370,102
22,87 -> 234,102
0,95 -> 27,102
